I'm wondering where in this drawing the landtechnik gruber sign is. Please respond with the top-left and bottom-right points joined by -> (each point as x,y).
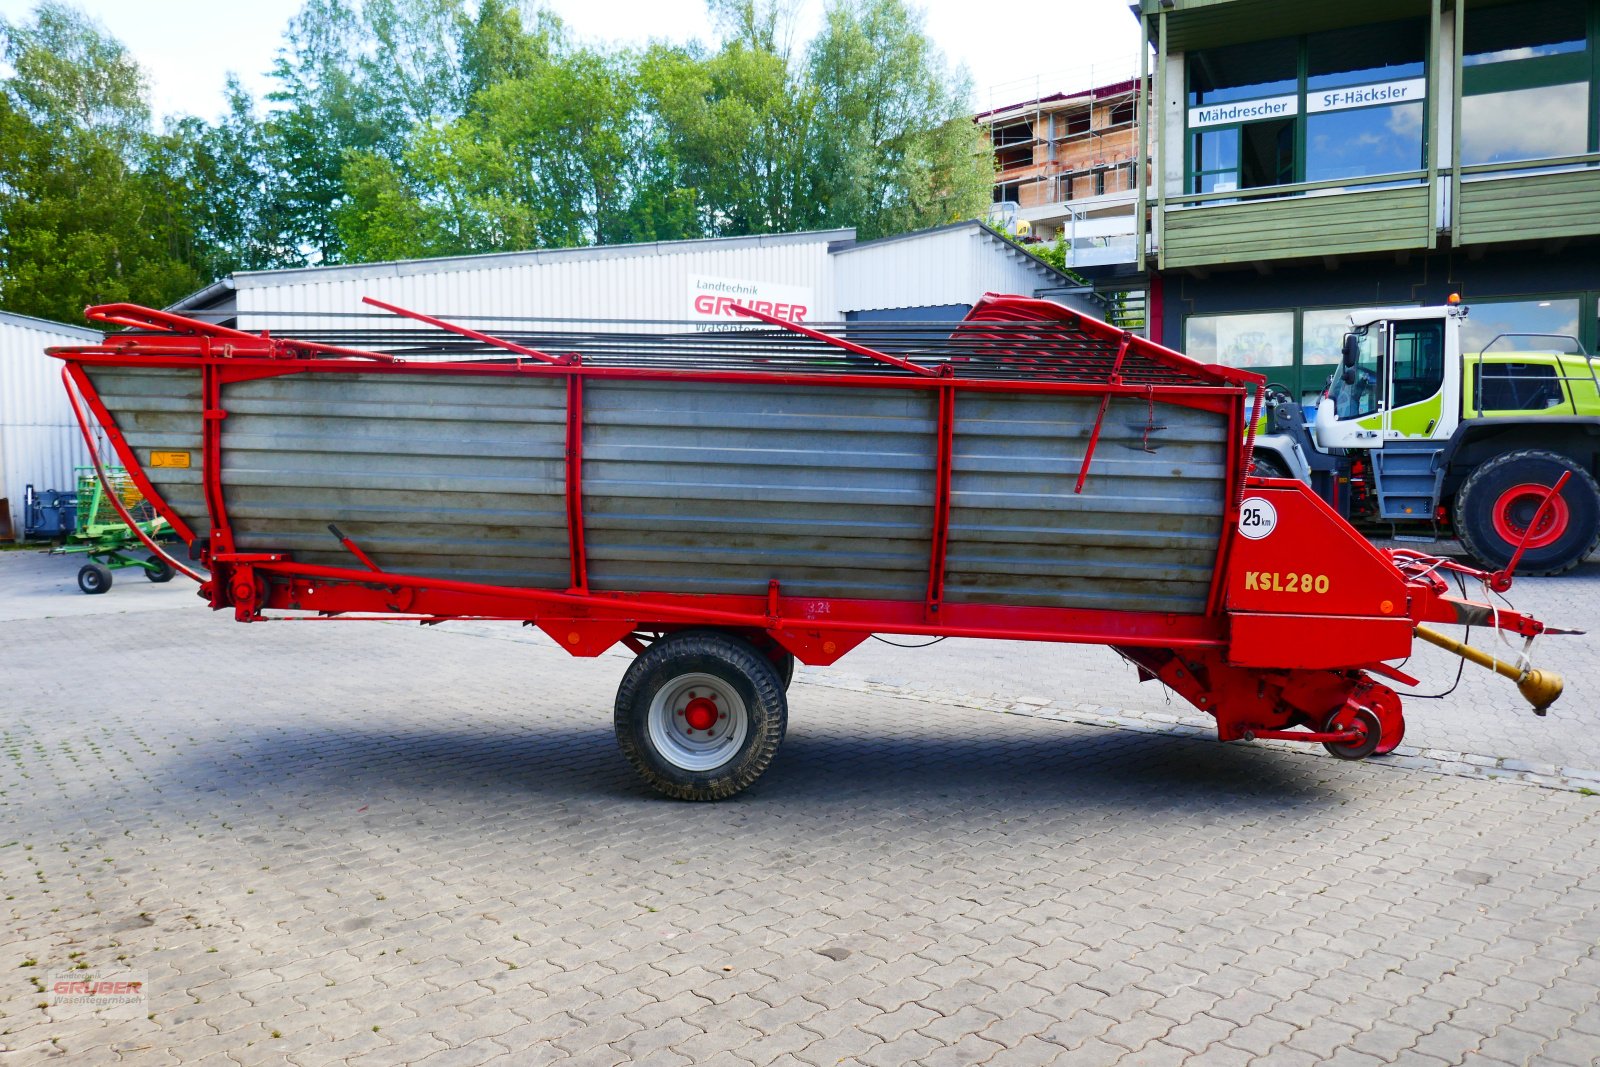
687,275 -> 814,327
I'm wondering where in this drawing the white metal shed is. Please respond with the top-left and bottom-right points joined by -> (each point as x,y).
0,310 -> 99,540
169,223 -> 1100,331
830,221 -> 1099,321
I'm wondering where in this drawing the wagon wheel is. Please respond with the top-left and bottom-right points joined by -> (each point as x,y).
145,554 -> 175,583
614,630 -> 787,801
77,562 -> 113,595
1321,705 -> 1383,761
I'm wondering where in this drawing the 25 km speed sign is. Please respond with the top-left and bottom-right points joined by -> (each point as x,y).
1238,497 -> 1278,540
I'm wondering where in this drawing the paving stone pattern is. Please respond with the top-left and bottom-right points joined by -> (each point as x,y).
3,594 -> 1600,1066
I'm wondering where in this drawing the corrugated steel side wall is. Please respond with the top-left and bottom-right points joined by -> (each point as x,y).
2,316 -> 100,539
81,366 -> 1229,618
583,380 -> 936,600
831,226 -> 1098,317
222,374 -> 569,587
831,228 -> 978,313
234,240 -> 839,332
81,367 -> 206,538
945,393 -> 1227,614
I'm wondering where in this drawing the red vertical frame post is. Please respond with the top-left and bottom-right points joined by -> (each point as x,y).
565,372 -> 589,593
200,364 -> 235,555
925,383 -> 956,618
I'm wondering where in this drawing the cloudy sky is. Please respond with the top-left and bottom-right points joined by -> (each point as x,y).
0,0 -> 1144,122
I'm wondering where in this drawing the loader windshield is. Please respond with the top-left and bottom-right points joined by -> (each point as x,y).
1328,325 -> 1382,419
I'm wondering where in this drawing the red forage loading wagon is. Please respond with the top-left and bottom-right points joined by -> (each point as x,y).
50,294 -> 1567,799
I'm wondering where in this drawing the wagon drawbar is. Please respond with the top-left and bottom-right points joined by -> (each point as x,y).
49,294 -> 1570,799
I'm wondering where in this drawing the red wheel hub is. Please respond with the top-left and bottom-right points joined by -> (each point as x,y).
683,696 -> 718,731
1491,483 -> 1569,550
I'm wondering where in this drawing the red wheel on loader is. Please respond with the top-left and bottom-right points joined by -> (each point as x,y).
1361,683 -> 1405,756
1454,450 -> 1600,575
1321,705 -> 1383,760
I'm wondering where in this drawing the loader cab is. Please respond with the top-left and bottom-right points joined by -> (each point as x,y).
1314,308 -> 1458,451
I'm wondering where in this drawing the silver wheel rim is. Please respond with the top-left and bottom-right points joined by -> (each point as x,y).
646,672 -> 749,773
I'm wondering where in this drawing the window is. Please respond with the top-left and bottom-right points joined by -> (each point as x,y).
1328,325 -> 1385,419
1304,22 -> 1427,183
1184,311 -> 1294,369
1109,100 -> 1136,127
1186,19 -> 1428,194
1460,297 -> 1584,354
1461,0 -> 1592,166
1187,37 -> 1298,194
1062,109 -> 1090,137
1302,307 -> 1395,365
1391,320 -> 1446,408
1477,363 -> 1566,410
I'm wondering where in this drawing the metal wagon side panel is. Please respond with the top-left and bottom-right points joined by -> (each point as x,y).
944,392 -> 1229,614
80,366 -> 205,537
220,373 -> 570,587
583,379 -> 937,600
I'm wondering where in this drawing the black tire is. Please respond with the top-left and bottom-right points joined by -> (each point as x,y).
1250,451 -> 1293,479
1322,707 -> 1382,760
1453,449 -> 1600,576
775,650 -> 795,692
145,554 -> 175,583
614,630 -> 787,801
77,563 -> 113,595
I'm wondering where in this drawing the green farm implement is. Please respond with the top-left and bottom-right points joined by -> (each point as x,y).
53,466 -> 176,594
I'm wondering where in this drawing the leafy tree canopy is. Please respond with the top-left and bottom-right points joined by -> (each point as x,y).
0,0 -> 992,322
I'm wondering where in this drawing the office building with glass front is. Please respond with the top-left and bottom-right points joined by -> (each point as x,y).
1136,0 -> 1600,404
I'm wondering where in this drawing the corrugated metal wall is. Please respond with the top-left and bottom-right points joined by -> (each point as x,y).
583,380 -> 936,600
1,313 -> 101,539
945,393 -> 1228,615
233,235 -> 844,332
831,225 -> 1101,319
82,364 -> 1229,616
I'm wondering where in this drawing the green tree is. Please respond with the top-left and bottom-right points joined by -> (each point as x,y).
151,79 -> 298,278
338,39 -> 661,260
265,0 -> 386,264
0,2 -> 201,321
806,0 -> 990,239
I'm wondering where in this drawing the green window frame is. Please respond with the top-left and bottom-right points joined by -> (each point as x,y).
1183,19 -> 1432,195
1459,0 -> 1599,165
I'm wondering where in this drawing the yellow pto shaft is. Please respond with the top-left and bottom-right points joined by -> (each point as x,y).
1413,625 -> 1564,715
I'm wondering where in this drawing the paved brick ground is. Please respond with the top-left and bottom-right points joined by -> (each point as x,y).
3,557 -> 1600,1065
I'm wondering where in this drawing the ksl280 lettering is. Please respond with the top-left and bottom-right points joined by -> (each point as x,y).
1243,571 -> 1331,594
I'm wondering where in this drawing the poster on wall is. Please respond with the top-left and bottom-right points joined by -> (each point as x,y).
687,276 -> 814,330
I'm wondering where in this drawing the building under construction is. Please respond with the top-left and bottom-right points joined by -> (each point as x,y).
976,78 -> 1146,273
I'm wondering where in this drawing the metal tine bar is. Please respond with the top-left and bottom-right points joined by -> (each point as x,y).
117,313 -> 1222,387
362,296 -> 569,365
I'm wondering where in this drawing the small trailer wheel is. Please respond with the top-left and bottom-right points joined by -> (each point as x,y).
1322,706 -> 1382,760
78,562 -> 113,595
145,554 -> 175,583
615,630 -> 787,800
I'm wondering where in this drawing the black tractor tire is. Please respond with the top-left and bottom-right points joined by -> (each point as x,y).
614,630 -> 787,801
145,554 -> 175,583
1250,451 -> 1293,479
78,562 -> 113,595
1453,449 -> 1600,576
